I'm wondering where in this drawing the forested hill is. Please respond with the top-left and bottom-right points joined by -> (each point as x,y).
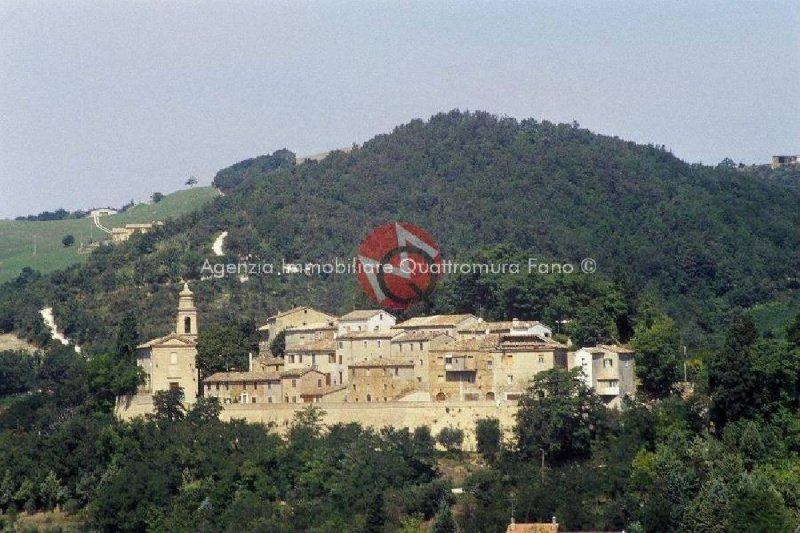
1,111 -> 798,352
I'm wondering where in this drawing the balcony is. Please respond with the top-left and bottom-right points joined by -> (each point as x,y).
444,356 -> 476,371
597,386 -> 620,397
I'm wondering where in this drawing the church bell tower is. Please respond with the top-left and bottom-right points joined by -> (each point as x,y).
176,282 -> 198,339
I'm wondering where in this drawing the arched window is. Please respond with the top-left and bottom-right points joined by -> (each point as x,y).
485,392 -> 496,401
435,392 -> 447,401
184,316 -> 192,334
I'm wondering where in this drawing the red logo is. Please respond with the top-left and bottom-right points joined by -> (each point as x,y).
356,222 -> 443,310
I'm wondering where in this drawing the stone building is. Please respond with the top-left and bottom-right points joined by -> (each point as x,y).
428,333 -> 568,402
280,367 -> 347,403
258,307 -> 337,355
136,282 -> 199,402
457,318 -> 553,340
347,358 -> 419,403
110,221 -> 164,243
337,309 -> 396,335
771,155 -> 800,169
204,371 -> 282,404
394,314 -> 478,338
571,344 -> 636,408
390,331 -> 454,389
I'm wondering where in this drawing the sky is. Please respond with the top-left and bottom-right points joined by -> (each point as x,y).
0,1 -> 798,219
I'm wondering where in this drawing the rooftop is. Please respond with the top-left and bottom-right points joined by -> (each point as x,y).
350,357 -> 415,368
392,331 -> 454,342
284,339 -> 336,352
339,309 -> 394,321
458,320 -> 546,333
204,371 -> 280,383
396,314 -> 476,328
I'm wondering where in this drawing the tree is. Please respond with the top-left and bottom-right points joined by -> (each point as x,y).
631,317 -> 681,399
437,427 -> 464,455
475,418 -> 502,462
516,368 -> 607,463
430,500 -> 457,533
707,315 -> 759,431
185,176 -> 198,187
151,192 -> 164,203
62,234 -> 75,247
115,311 -> 139,364
152,388 -> 186,421
787,311 -> 800,348
196,323 -> 251,379
39,470 -> 65,511
270,329 -> 286,357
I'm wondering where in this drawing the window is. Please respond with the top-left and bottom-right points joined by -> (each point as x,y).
419,342 -> 423,350
292,396 -> 297,403
243,383 -> 248,390
445,356 -> 452,365
252,397 -> 257,403
363,341 -> 367,348
339,371 -> 343,383
268,397 -> 273,403
383,383 -> 387,390
487,360 -> 493,370
338,355 -> 342,364
170,352 -> 178,365
253,382 -> 258,390
507,375 -> 514,384
377,340 -> 381,347
338,341 -> 343,349
538,355 -> 544,363
184,317 -> 191,334
604,359 -> 613,368
329,354 -> 336,363
292,379 -> 297,387
299,354 -> 303,364
205,383 -> 211,390
366,394 -> 372,402
394,368 -> 399,376
317,379 -> 322,388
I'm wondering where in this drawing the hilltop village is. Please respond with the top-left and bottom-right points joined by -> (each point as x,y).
127,283 -> 636,424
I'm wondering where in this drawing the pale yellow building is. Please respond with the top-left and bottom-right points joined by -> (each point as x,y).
136,282 -> 199,402
571,344 -> 636,408
111,221 -> 164,243
390,331 -> 454,388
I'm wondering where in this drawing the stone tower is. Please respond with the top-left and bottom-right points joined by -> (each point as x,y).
176,282 -> 198,338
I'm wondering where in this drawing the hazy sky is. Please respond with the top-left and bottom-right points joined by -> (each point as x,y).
1,1 -> 798,219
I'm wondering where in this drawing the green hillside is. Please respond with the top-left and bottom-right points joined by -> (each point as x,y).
0,187 -> 219,284
1,111 -> 798,352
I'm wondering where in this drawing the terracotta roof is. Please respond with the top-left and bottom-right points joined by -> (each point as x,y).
284,339 -> 336,352
499,336 -> 566,350
204,371 -> 280,383
392,331 -> 454,342
137,332 -> 196,349
430,335 -> 499,352
280,367 -> 325,378
395,314 -> 477,328
339,309 -> 394,321
597,344 -> 634,354
300,384 -> 348,397
251,356 -> 284,369
350,357 -> 415,368
458,320 -> 546,333
259,307 -> 337,329
336,330 -> 397,340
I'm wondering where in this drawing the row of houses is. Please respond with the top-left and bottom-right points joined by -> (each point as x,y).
134,286 -> 636,409
211,305 -> 635,408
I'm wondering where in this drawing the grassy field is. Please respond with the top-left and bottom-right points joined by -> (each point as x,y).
0,187 -> 219,284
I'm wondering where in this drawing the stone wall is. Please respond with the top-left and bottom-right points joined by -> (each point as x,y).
116,395 -> 518,450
